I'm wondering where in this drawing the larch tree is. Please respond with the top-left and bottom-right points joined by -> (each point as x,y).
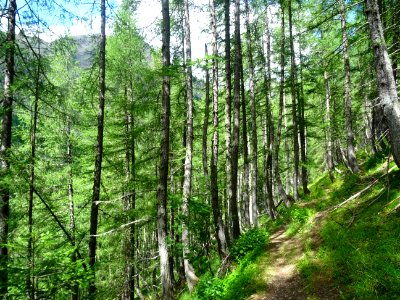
88,0 -> 106,296
231,0 -> 242,240
209,0 -> 228,260
182,0 -> 199,292
339,0 -> 360,173
365,0 -> 400,168
157,0 -> 174,298
0,0 -> 16,295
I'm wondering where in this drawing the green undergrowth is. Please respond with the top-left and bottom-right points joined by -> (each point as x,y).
298,153 -> 400,299
184,153 -> 400,299
180,228 -> 269,300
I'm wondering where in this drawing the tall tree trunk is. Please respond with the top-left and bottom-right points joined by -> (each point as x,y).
158,0 -> 174,298
0,0 -> 16,295
230,0 -> 242,240
224,0 -> 233,241
324,71 -> 335,182
27,46 -> 40,300
182,0 -> 198,291
66,119 -> 79,300
265,5 -> 277,219
365,0 -> 400,168
339,0 -> 360,173
274,4 -> 294,208
297,36 -> 310,195
288,0 -> 299,200
240,50 -> 250,228
209,0 -> 228,260
88,0 -> 106,297
203,45 -> 210,178
122,84 -> 136,300
244,0 -> 258,227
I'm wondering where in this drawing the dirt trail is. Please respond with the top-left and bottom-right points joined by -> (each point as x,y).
248,228 -> 307,300
248,211 -> 338,300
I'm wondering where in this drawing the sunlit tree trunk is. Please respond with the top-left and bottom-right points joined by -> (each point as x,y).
224,0 -> 233,240
244,0 -> 258,227
365,0 -> 400,168
275,4 -> 294,208
182,0 -> 198,291
230,0 -> 242,240
209,0 -> 228,260
324,71 -> 335,182
288,0 -> 299,200
88,0 -> 106,297
27,38 -> 40,300
203,45 -> 210,178
157,0 -> 174,298
339,0 -> 360,173
0,0 -> 16,295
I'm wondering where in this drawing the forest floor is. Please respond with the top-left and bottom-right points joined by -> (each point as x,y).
187,154 -> 400,300
247,209 -> 339,300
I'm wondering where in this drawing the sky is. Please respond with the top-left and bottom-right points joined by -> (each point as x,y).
20,0 -> 211,61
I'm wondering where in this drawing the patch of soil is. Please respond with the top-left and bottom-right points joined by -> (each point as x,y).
248,211 -> 340,300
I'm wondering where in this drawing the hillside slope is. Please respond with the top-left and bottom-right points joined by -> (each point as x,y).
190,153 -> 400,300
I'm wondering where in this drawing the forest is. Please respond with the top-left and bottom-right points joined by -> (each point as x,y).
0,0 -> 399,299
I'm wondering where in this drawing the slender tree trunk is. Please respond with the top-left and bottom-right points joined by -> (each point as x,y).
230,0 -> 242,240
365,0 -> 400,168
122,84 -> 136,300
209,0 -> 228,260
203,45 -> 210,178
224,0 -> 233,241
324,71 -> 335,182
27,41 -> 40,300
244,0 -> 258,227
0,0 -> 16,295
88,1 -> 106,297
339,0 -> 360,173
264,5 -> 277,219
288,0 -> 299,200
274,4 -> 294,208
158,0 -> 173,298
284,93 -> 291,195
66,119 -> 79,300
182,0 -> 198,291
297,36 -> 310,195
240,53 -> 250,228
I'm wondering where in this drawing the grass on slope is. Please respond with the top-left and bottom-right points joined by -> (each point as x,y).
298,153 -> 400,299
184,152 -> 400,299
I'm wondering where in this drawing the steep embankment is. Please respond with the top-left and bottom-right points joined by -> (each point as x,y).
189,153 -> 400,300
248,153 -> 400,299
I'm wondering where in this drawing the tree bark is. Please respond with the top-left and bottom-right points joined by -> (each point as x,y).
209,0 -> 228,260
339,0 -> 360,173
297,36 -> 310,195
274,4 -> 294,208
66,119 -> 79,300
182,0 -> 198,291
230,0 -> 242,240
288,0 -> 299,200
203,45 -> 210,178
88,0 -> 106,297
244,0 -> 258,227
27,44 -> 41,300
264,5 -> 278,219
0,0 -> 16,295
365,0 -> 400,168
324,71 -> 335,182
224,0 -> 233,238
158,0 -> 174,298
122,84 -> 136,300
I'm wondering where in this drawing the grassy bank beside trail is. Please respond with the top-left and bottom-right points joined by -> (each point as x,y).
298,154 -> 400,299
182,153 -> 400,299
